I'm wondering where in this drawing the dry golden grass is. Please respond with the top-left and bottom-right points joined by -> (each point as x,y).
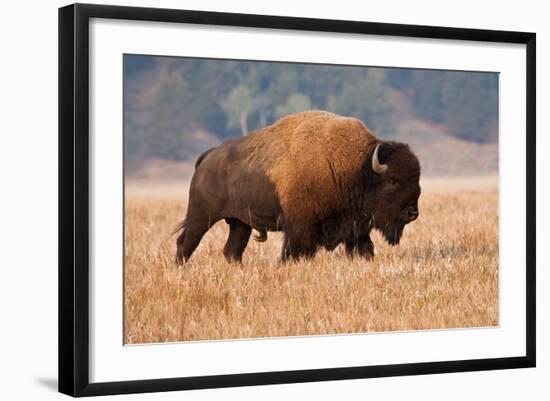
124,177 -> 499,344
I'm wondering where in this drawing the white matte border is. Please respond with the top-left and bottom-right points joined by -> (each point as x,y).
89,18 -> 526,383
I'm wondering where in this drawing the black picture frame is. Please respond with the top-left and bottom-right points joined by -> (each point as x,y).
59,3 -> 536,397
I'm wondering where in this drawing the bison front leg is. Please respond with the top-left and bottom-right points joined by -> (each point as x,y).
281,226 -> 318,262
345,234 -> 374,260
223,218 -> 252,263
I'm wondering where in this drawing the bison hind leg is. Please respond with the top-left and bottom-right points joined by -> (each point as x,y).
223,218 -> 252,263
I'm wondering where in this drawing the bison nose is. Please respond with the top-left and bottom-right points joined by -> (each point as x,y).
408,208 -> 419,221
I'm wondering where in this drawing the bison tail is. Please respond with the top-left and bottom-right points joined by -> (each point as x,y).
171,219 -> 186,237
253,229 -> 267,242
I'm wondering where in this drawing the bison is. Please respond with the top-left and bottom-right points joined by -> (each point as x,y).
174,110 -> 420,264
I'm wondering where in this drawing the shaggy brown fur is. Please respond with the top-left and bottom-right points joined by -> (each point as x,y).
175,110 -> 421,264
250,111 -> 374,223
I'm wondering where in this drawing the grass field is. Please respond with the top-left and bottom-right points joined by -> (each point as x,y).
124,176 -> 499,344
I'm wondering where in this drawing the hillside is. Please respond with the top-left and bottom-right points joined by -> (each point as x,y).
124,55 -> 499,178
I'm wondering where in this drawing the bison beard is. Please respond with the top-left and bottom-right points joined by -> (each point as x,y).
174,110 -> 421,264
380,223 -> 405,246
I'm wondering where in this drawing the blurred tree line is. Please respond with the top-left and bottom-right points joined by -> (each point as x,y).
124,55 -> 498,169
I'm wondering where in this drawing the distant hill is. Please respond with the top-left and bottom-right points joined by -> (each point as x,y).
124,55 -> 498,177
395,119 -> 497,176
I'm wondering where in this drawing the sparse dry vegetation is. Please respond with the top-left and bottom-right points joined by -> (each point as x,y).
124,177 -> 499,344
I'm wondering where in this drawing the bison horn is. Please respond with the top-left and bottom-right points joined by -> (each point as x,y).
372,144 -> 388,174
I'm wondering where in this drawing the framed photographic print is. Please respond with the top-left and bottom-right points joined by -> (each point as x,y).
58,3 -> 536,397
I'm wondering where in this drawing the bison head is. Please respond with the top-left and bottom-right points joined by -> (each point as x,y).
368,141 -> 421,245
